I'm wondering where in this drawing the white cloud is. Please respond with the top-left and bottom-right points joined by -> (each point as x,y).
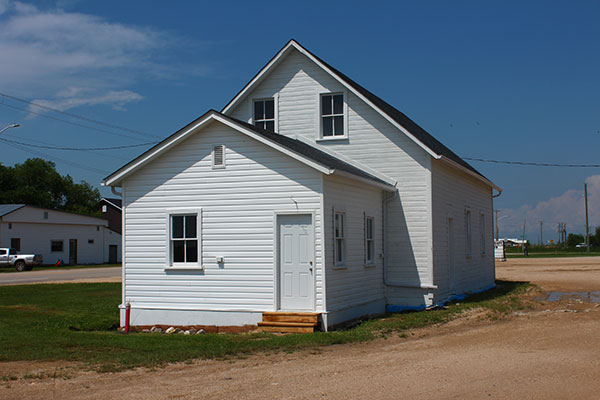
0,1 -> 201,112
498,175 -> 600,240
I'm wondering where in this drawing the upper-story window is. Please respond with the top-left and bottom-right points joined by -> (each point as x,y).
253,98 -> 275,132
320,93 -> 345,138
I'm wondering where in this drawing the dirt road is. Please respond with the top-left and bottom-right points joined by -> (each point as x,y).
0,267 -> 121,286
2,257 -> 599,399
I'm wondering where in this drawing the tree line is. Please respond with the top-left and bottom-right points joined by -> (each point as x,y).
567,228 -> 600,248
0,158 -> 101,216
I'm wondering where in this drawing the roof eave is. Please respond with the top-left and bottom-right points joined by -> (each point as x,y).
437,156 -> 501,192
331,170 -> 397,192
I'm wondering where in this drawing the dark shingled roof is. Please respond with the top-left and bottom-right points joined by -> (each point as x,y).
299,42 -> 486,179
223,39 -> 489,182
219,112 -> 394,188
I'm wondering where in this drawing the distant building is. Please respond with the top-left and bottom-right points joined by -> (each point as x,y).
100,198 -> 122,234
0,204 -> 121,265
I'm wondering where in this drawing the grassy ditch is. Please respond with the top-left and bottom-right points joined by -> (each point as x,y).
0,281 -> 531,372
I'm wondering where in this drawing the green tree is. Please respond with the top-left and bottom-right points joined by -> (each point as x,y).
0,158 -> 101,216
592,226 -> 600,246
566,233 -> 585,248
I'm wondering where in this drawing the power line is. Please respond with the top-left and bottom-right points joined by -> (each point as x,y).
1,140 -> 110,175
0,102 -> 152,143
0,92 -> 162,139
464,157 -> 600,168
0,136 -> 158,151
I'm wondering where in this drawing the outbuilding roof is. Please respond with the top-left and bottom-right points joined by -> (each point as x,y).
0,204 -> 25,217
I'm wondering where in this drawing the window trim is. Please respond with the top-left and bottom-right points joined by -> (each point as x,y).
365,215 -> 375,266
251,96 -> 278,132
334,211 -> 346,268
465,207 -> 472,258
480,211 -> 486,256
165,209 -> 203,270
317,91 -> 348,141
51,240 -> 64,253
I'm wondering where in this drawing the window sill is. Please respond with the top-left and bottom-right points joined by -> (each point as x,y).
316,136 -> 348,142
165,265 -> 204,271
333,264 -> 347,270
364,263 -> 376,268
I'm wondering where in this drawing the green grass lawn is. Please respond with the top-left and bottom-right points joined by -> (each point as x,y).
0,281 -> 531,372
0,264 -> 121,273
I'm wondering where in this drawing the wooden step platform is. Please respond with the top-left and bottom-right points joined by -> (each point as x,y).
258,312 -> 320,333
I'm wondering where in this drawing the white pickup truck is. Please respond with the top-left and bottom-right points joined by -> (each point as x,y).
0,248 -> 43,271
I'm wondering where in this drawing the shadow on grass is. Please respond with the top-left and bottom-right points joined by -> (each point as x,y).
0,280 -> 533,371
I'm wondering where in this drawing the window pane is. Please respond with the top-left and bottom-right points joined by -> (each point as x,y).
322,95 -> 332,116
172,216 -> 183,238
265,99 -> 274,119
185,215 -> 196,238
333,94 -> 343,114
254,100 -> 264,121
186,240 -> 198,263
340,214 -> 344,237
336,239 -> 343,262
266,121 -> 275,132
367,242 -> 373,261
334,116 -> 344,136
335,214 -> 340,237
323,117 -> 333,136
173,240 -> 185,262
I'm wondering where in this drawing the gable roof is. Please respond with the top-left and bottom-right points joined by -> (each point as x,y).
0,204 -> 25,217
100,198 -> 122,210
222,39 -> 499,191
103,110 -> 396,191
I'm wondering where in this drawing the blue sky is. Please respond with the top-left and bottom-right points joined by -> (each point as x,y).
0,0 -> 599,242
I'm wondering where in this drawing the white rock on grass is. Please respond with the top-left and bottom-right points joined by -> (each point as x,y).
165,327 -> 177,334
196,329 -> 206,335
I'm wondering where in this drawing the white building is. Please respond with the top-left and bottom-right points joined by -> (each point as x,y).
0,204 -> 121,265
103,40 -> 500,331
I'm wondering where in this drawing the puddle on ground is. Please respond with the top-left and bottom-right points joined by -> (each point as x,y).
537,291 -> 600,303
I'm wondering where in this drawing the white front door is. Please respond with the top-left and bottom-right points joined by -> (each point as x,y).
278,214 -> 313,311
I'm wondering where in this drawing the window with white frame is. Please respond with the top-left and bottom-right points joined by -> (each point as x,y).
320,93 -> 345,138
334,212 -> 346,266
480,213 -> 486,255
253,98 -> 275,132
365,216 -> 375,265
169,214 -> 199,265
212,145 -> 225,169
465,208 -> 472,257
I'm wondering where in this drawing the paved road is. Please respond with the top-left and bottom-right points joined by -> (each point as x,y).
0,267 -> 121,285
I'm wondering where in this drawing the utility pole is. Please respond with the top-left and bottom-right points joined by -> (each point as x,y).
495,210 -> 499,241
585,183 -> 590,253
522,219 -> 526,246
540,221 -> 543,245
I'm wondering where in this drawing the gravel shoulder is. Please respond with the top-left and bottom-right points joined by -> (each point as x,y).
2,257 -> 599,399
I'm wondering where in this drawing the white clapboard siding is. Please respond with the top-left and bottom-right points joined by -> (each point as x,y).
123,121 -> 324,311
0,206 -> 120,264
322,174 -> 384,313
228,49 -> 433,286
431,160 -> 495,299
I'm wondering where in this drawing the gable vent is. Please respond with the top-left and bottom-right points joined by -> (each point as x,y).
213,145 -> 225,168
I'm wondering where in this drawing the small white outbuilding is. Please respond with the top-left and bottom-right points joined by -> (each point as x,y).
103,40 -> 500,331
0,204 -> 121,265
